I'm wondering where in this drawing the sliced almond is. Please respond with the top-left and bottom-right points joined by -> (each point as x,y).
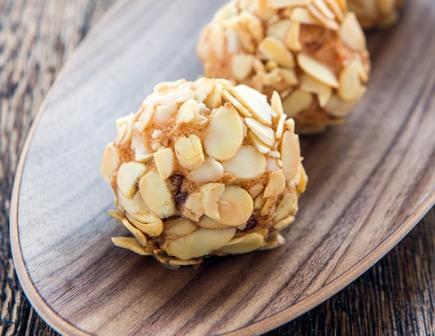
200,183 -> 225,221
271,91 -> 284,118
267,0 -> 310,9
259,36 -> 294,69
275,192 -> 298,222
221,88 -> 252,117
219,232 -> 265,254
210,23 -> 225,59
182,192 -> 204,222
267,20 -> 291,42
231,54 -> 255,80
245,117 -> 275,147
135,104 -> 155,132
174,135 -> 205,170
198,216 -> 229,230
249,183 -> 265,199
131,133 -> 153,162
339,13 -> 366,51
338,61 -> 366,101
101,143 -> 119,183
154,102 -> 177,123
313,0 -> 336,19
108,209 -> 124,222
205,84 -> 223,109
176,99 -> 200,124
194,78 -> 215,102
127,213 -> 163,237
254,194 -> 266,210
165,217 -> 198,238
232,85 -> 273,125
300,74 -> 332,95
223,145 -> 267,179
267,157 -> 280,172
264,169 -> 286,197
121,218 -> 147,246
117,162 -> 147,198
275,114 -> 287,140
298,53 -> 339,88
282,90 -> 313,117
239,11 -> 264,43
163,227 -> 235,260
205,106 -> 244,161
279,68 -> 299,86
111,237 -> 150,256
325,0 -> 344,21
218,186 -> 253,227
153,147 -> 174,180
248,131 -> 271,154
285,21 -> 302,51
118,191 -> 149,214
290,7 -> 320,24
324,94 -> 356,117
138,169 -> 176,218
281,131 -> 301,181
187,157 -> 224,184
318,90 -> 332,107
308,4 -> 339,30
274,215 -> 295,230
261,232 -> 286,250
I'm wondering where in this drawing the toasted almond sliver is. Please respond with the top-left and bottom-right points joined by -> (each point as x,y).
127,213 -> 163,237
325,0 -> 344,21
298,53 -> 339,88
108,209 -> 124,222
283,90 -> 313,117
267,20 -> 291,42
205,106 -> 244,161
118,191 -> 149,214
165,217 -> 198,238
200,183 -> 225,221
313,0 -> 336,20
176,99 -> 200,124
324,94 -> 356,117
188,157 -> 224,184
121,218 -> 147,246
181,192 -> 204,222
271,91 -> 284,118
285,21 -> 302,52
281,131 -> 301,181
154,102 -> 177,123
339,13 -> 366,51
300,74 -> 332,95
248,131 -> 271,154
218,186 -> 253,227
111,237 -> 150,256
274,215 -> 295,230
163,227 -> 235,260
245,117 -> 275,147
117,162 -> 147,198
232,85 -> 273,125
101,143 -> 119,184
153,147 -> 174,180
223,145 -> 267,179
219,233 -> 265,254
249,183 -> 265,199
338,61 -> 366,101
258,36 -> 295,69
275,192 -> 298,222
290,7 -> 320,24
139,169 -> 175,218
221,88 -> 252,117
279,68 -> 299,86
268,0 -> 310,9
198,216 -> 229,230
174,135 -> 205,170
264,169 -> 286,197
231,54 -> 255,80
205,84 -> 223,109
275,114 -> 287,140
308,4 -> 339,30
318,90 -> 332,107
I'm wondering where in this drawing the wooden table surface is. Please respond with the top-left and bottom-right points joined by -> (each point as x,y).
0,0 -> 433,335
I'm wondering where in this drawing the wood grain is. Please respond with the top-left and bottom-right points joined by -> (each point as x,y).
3,0 -> 433,336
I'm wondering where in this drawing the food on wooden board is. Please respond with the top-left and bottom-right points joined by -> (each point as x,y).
349,0 -> 404,29
197,0 -> 370,134
101,78 -> 307,268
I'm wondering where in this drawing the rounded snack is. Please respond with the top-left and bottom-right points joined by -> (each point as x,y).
348,0 -> 404,29
101,78 -> 307,268
197,0 -> 370,134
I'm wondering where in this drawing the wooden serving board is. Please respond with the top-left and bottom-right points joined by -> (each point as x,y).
10,0 -> 435,335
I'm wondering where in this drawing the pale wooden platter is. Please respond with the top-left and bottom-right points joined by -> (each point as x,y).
10,0 -> 435,335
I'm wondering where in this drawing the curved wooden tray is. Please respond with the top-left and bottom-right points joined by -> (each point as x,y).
10,0 -> 435,335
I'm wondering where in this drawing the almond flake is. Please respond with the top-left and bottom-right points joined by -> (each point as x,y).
324,94 -> 357,117
275,114 -> 287,139
283,90 -> 313,117
223,145 -> 267,179
290,7 -> 320,24
267,20 -> 291,42
258,36 -> 295,69
127,213 -> 163,237
101,143 -> 119,183
111,237 -> 150,256
153,147 -> 174,180
221,88 -> 252,117
298,53 -> 339,88
231,54 -> 255,80
117,162 -> 147,198
267,0 -> 311,9
198,216 -> 229,230
188,157 -> 224,183
264,169 -> 286,197
285,21 -> 302,51
232,85 -> 274,125
281,131 -> 301,181
245,117 -> 275,147
218,186 -> 253,226
165,218 -> 198,238
219,233 -> 265,254
174,135 -> 205,170
248,131 -> 271,154
121,218 -> 147,246
338,61 -> 366,101
339,13 -> 366,51
182,192 -> 204,222
271,91 -> 284,118
200,183 -> 225,221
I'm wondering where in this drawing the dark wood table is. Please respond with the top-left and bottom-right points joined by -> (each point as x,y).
0,1 -> 433,335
